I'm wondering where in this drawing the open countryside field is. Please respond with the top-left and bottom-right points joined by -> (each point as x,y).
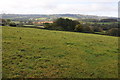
62,17 -> 78,20
2,26 -> 118,78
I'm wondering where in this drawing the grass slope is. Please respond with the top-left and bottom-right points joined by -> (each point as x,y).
2,26 -> 118,78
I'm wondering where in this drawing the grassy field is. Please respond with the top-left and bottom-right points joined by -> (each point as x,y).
35,18 -> 47,20
62,17 -> 78,20
2,26 -> 118,78
85,22 -> 118,25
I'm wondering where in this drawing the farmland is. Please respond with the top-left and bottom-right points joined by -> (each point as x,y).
2,26 -> 118,78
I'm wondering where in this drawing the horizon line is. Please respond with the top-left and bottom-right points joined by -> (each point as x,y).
0,13 -> 117,18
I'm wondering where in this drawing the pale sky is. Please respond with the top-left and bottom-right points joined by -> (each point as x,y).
0,0 -> 119,17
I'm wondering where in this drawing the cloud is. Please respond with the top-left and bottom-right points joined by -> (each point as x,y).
51,2 -> 117,16
0,0 -> 118,17
66,0 -> 119,2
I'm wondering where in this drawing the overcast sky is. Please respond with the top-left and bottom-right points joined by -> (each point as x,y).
0,0 -> 119,17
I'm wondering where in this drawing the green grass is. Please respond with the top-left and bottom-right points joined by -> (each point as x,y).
2,26 -> 118,78
35,18 -> 47,20
85,22 -> 118,25
96,22 -> 118,24
62,17 -> 78,20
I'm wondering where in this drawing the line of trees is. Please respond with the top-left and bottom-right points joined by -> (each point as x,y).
1,19 -> 24,27
44,18 -> 119,36
44,18 -> 79,31
1,18 -> 119,37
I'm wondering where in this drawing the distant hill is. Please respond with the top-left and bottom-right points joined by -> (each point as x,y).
0,14 -> 117,21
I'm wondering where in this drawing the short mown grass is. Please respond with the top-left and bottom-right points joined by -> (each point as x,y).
2,26 -> 118,78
